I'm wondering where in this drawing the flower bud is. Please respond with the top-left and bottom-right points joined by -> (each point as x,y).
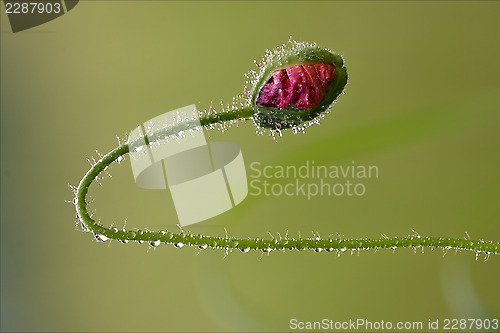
248,40 -> 348,130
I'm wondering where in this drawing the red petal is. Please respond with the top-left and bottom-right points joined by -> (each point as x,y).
256,63 -> 336,109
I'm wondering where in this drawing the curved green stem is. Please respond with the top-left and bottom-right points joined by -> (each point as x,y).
74,108 -> 500,257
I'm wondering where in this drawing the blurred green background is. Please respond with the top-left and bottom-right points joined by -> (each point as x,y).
1,1 -> 499,332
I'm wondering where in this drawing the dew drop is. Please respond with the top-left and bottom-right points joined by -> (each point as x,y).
229,240 -> 239,248
120,239 -> 129,244
95,234 -> 109,242
80,222 -> 88,232
239,247 -> 251,253
150,240 -> 161,247
340,247 -> 347,252
198,244 -> 208,250
72,197 -> 78,205
174,242 -> 184,248
127,231 -> 137,239
314,248 -> 323,253
262,247 -> 271,253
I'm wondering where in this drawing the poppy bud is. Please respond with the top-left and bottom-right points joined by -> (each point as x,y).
248,40 -> 348,130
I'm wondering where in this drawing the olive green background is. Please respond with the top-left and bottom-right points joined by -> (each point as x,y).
1,1 -> 499,332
